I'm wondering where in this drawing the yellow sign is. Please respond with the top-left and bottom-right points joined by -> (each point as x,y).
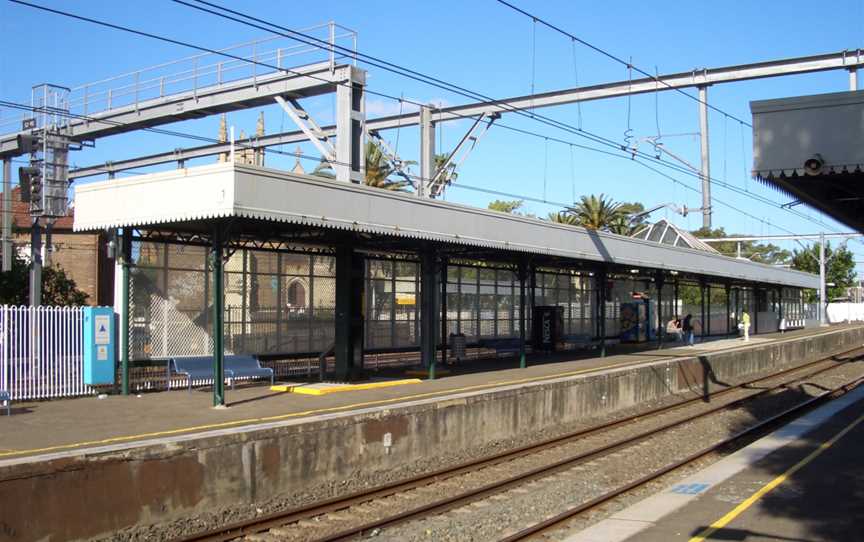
396,293 -> 416,305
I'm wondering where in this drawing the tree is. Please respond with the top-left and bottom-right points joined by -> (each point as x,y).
693,227 -> 791,266
547,211 -> 579,225
0,250 -> 89,306
488,199 -> 525,214
433,153 -> 458,188
616,201 -> 647,235
313,140 -> 413,191
566,194 -> 625,231
791,241 -> 857,301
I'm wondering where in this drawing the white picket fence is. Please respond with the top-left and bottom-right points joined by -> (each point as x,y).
0,305 -> 91,401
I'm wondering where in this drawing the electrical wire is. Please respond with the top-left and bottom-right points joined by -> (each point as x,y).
5,1 -> 850,238
169,0 -> 841,232
493,0 -> 753,127
0,96 -> 843,239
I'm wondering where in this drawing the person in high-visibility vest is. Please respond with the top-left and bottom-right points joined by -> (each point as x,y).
741,311 -> 751,342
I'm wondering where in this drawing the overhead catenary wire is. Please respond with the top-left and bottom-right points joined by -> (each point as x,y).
5,1 -> 851,239
0,96 -> 844,239
493,0 -> 753,128
165,0 -> 848,235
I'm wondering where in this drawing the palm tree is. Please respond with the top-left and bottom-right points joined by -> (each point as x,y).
565,194 -> 625,231
312,141 -> 412,192
547,211 -> 579,225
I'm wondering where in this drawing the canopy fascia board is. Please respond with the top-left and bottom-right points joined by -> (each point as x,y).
73,163 -> 819,289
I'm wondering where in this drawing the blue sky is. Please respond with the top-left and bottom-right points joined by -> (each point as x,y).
2,0 -> 864,270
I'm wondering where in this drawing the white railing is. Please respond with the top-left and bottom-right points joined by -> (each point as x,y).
0,305 -> 90,401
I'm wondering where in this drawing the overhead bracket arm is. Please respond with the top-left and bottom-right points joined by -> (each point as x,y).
367,129 -> 415,188
429,112 -> 500,198
275,95 -> 337,164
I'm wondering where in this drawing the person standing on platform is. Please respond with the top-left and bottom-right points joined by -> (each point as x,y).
741,311 -> 751,342
683,313 -> 694,346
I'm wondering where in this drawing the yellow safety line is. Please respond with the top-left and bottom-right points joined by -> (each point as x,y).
0,357 -> 660,459
689,412 -> 864,542
282,379 -> 422,395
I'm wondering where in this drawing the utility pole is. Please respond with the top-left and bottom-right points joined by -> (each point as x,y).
1,158 -> 10,272
29,219 -> 41,306
698,85 -> 712,229
819,231 -> 827,326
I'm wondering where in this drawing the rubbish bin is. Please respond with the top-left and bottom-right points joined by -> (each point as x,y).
449,332 -> 467,363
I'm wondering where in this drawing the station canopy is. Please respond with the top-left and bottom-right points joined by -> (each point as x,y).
751,90 -> 864,232
72,162 -> 818,289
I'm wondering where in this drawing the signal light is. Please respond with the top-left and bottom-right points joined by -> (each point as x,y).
18,166 -> 41,203
16,133 -> 41,155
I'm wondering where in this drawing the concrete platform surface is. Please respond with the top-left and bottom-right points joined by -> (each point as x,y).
0,325 -> 855,462
568,373 -> 864,542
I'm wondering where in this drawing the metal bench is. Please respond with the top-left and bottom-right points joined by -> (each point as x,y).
0,390 -> 9,416
480,338 -> 524,357
561,334 -> 599,350
168,355 -> 274,392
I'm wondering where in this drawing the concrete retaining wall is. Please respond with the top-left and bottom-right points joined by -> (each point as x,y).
1,326 -> 862,541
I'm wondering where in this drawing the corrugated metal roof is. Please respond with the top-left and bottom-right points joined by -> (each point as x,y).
72,162 -> 820,289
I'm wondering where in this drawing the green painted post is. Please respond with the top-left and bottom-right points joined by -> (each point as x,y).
598,267 -> 607,358
120,229 -> 131,396
519,260 -> 527,369
211,228 -> 225,407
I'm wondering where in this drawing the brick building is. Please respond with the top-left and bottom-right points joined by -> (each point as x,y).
1,187 -> 112,305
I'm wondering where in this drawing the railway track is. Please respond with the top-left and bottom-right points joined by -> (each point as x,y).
176,349 -> 864,542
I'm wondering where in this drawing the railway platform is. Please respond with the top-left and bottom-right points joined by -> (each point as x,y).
0,324 -> 862,542
0,325 -> 843,462
569,368 -> 864,542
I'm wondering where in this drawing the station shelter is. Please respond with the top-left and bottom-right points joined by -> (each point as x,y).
72,162 -> 818,406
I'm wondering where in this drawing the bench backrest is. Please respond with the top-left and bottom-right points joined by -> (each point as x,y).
225,355 -> 265,372
171,356 -> 216,375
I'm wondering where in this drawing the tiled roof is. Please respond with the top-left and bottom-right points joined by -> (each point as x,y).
0,187 -> 74,230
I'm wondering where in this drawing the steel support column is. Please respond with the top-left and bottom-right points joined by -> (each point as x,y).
335,67 -> 365,184
706,284 -> 712,336
819,232 -> 827,326
210,226 -> 225,407
420,247 -> 439,378
29,219 -> 42,306
334,245 -> 365,380
700,280 -> 707,340
518,260 -> 528,369
698,85 -> 712,229
725,284 -> 732,336
419,106 -> 435,198
850,68 -> 858,91
656,271 -> 665,349
440,257 -> 448,366
1,158 -> 11,272
598,267 -> 607,357
120,230 -> 132,396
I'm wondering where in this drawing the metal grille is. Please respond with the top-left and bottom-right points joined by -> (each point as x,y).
446,265 -> 522,343
365,258 -> 420,349
535,270 -> 595,338
130,241 -> 338,360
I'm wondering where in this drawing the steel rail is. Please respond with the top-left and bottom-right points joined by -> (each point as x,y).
174,347 -> 863,542
311,357 -> 856,541
501,374 -> 864,541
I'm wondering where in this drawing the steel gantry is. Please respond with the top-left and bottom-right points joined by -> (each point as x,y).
60,48 -> 864,220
